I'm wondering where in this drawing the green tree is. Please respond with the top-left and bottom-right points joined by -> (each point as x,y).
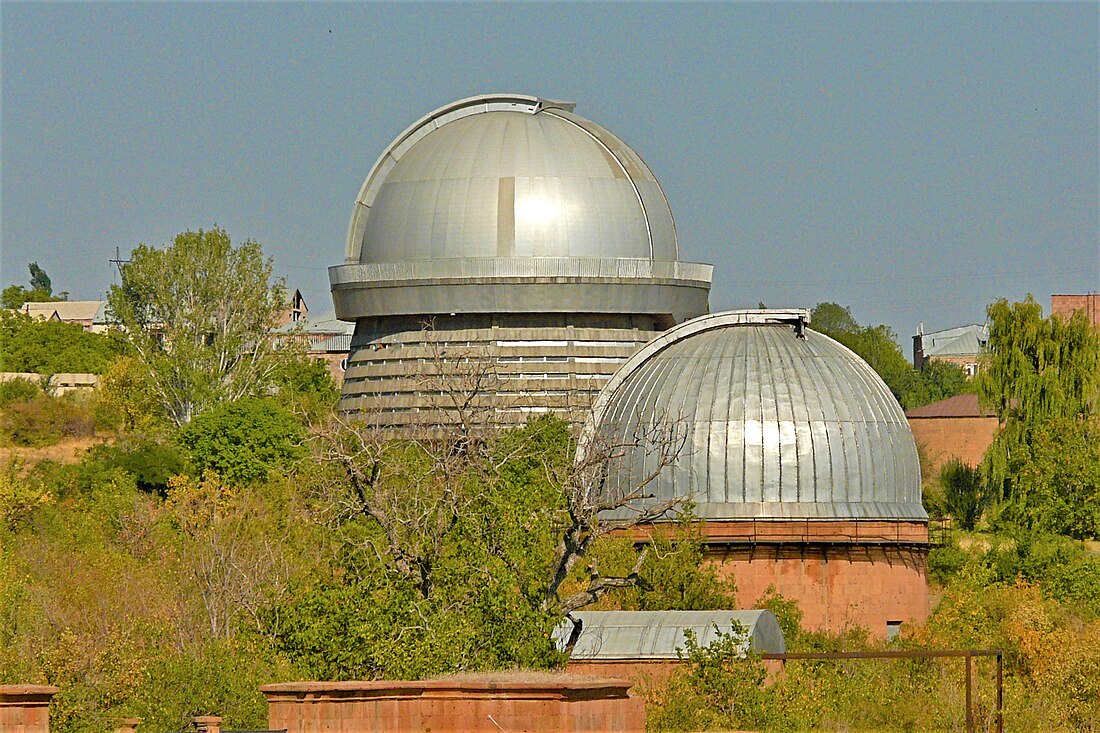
939,459 -> 990,530
0,311 -> 126,375
177,398 -> 304,485
0,262 -> 66,308
107,228 -> 290,425
811,302 -> 970,410
979,297 -> 1100,510
27,262 -> 52,295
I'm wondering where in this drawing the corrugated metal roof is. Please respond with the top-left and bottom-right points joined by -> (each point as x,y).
905,393 -> 994,418
553,610 -> 786,660
312,333 -> 352,352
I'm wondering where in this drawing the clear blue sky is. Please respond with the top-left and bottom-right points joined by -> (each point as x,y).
3,2 -> 1097,344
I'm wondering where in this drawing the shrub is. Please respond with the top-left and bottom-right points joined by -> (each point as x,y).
0,378 -> 42,407
84,439 -> 187,494
0,395 -> 95,447
177,397 -> 304,484
940,459 -> 990,530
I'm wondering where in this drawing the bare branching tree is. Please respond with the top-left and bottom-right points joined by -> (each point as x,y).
313,324 -> 689,624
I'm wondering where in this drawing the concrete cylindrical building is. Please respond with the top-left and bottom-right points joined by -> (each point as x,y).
585,310 -> 929,636
330,94 -> 712,427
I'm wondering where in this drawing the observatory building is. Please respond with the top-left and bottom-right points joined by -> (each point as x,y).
331,94 -> 712,427
585,310 -> 930,636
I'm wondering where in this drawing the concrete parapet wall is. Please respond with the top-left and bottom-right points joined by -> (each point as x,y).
0,684 -> 60,733
261,675 -> 645,733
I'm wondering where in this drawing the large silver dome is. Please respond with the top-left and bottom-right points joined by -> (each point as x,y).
345,94 -> 677,264
586,310 -> 925,521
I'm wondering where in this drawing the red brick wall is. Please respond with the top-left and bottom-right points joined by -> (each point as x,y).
710,544 -> 929,637
909,416 -> 999,474
0,685 -> 59,733
262,676 -> 645,733
1051,294 -> 1100,327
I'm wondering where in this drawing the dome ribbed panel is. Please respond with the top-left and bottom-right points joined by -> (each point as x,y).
358,111 -> 677,263
596,325 -> 925,521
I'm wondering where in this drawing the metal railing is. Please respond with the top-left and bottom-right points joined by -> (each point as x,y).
329,257 -> 714,285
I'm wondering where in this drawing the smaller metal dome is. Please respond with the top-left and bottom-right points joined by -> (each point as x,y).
584,310 -> 925,521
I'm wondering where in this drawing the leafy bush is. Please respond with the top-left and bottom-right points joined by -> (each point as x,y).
0,310 -> 127,375
273,355 -> 340,422
0,377 -> 42,407
84,439 -> 186,494
177,397 -> 304,484
0,394 -> 96,447
0,459 -> 52,528
940,459 -> 991,530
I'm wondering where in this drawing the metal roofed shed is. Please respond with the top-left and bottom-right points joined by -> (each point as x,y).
554,610 -> 787,660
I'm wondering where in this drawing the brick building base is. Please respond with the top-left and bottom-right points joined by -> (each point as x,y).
261,675 -> 645,733
0,685 -> 59,733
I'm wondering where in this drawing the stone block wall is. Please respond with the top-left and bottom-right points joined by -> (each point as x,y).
262,675 -> 645,733
0,685 -> 59,733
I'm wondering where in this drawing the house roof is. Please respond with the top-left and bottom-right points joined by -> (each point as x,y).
905,393 -> 995,419
276,310 -> 353,336
22,300 -> 105,323
919,324 -> 988,358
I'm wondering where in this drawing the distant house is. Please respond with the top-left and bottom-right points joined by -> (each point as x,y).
905,394 -> 998,475
21,300 -> 109,333
1051,293 -> 1100,327
912,323 -> 988,377
276,310 -> 354,384
279,289 -> 309,327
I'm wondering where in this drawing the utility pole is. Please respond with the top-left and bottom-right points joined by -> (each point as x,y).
108,247 -> 130,284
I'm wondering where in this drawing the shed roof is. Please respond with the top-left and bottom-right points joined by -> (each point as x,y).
553,610 -> 786,661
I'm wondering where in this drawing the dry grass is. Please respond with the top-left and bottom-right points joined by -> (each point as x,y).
0,436 -> 105,469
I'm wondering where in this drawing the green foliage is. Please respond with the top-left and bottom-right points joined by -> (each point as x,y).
107,228 -> 290,425
0,459 -> 52,529
1,285 -> 56,309
583,529 -> 739,612
0,263 -> 62,309
94,356 -> 163,432
265,417 -> 576,679
939,459 -> 991,530
177,397 -> 304,485
0,377 -> 42,407
994,417 -> 1100,539
0,394 -> 96,447
272,355 -> 340,422
979,297 -> 1100,499
84,439 -> 187,495
27,262 -> 52,295
0,310 -> 127,375
810,302 -> 971,410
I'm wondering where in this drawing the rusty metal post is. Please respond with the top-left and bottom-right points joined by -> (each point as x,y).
964,652 -> 973,733
996,652 -> 1003,733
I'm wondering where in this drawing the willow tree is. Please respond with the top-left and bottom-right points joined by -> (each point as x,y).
979,296 -> 1100,518
107,228 -> 288,426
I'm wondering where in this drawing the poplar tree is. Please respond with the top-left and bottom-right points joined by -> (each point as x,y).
107,228 -> 288,426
